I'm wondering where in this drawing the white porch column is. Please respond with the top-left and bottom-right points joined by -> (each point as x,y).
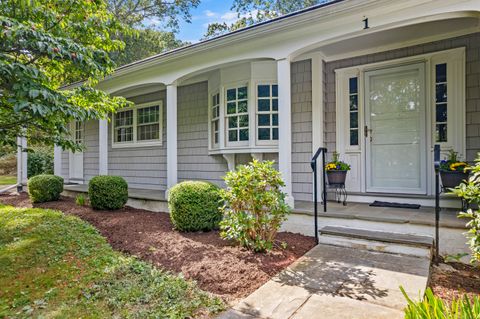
16,136 -> 28,191
98,119 -> 108,175
277,58 -> 294,207
166,84 -> 178,193
53,145 -> 62,176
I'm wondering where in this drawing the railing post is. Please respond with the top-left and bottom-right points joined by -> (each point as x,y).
434,144 -> 441,264
311,147 -> 328,244
322,148 -> 327,213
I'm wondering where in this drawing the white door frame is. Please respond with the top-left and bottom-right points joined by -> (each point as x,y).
364,62 -> 427,194
69,121 -> 84,183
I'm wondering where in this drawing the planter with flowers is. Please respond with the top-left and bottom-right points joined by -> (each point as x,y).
440,150 -> 469,190
325,152 -> 351,185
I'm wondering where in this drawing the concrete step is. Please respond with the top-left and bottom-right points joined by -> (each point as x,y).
318,226 -> 434,259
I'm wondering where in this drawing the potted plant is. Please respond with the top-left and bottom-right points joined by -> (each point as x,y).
440,150 -> 469,190
325,151 -> 351,185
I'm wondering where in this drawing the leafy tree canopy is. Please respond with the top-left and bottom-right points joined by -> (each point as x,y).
107,0 -> 200,29
204,0 -> 329,39
110,28 -> 187,66
0,0 -> 131,151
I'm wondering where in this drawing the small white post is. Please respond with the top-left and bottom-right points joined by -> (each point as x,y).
16,136 -> 28,191
277,58 -> 294,207
99,119 -> 108,175
54,145 -> 63,176
166,84 -> 178,195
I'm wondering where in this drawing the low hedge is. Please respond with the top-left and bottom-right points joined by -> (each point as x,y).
28,174 -> 64,203
88,176 -> 128,210
168,181 -> 222,232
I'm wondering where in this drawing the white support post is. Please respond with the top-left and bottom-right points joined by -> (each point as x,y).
311,53 -> 325,203
166,84 -> 178,196
99,119 -> 108,175
277,58 -> 294,207
16,136 -> 28,191
54,145 -> 62,176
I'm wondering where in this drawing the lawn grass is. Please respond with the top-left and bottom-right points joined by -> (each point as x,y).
0,205 -> 224,318
0,175 -> 16,185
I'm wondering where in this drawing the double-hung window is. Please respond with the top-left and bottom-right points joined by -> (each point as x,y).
211,92 -> 220,147
226,86 -> 249,144
113,101 -> 162,147
257,84 -> 278,143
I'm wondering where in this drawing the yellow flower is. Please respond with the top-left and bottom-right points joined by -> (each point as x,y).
325,163 -> 337,171
450,162 -> 467,171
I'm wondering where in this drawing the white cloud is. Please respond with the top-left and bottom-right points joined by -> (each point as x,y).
204,10 -> 216,17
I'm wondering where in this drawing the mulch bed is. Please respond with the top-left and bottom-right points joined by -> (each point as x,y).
430,258 -> 480,303
0,193 -> 315,302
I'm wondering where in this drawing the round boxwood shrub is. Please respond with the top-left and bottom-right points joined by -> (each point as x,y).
168,181 -> 222,232
88,175 -> 128,210
28,174 -> 64,203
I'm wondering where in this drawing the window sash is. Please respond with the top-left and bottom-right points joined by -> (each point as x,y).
435,63 -> 448,143
225,86 -> 249,144
256,84 -> 278,142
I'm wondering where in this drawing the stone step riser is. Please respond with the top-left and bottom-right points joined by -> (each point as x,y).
318,234 -> 433,259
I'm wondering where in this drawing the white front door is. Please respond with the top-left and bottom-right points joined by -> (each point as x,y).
69,121 -> 84,183
365,63 -> 427,194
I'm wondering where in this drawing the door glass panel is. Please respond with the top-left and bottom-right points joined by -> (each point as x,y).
366,65 -> 425,193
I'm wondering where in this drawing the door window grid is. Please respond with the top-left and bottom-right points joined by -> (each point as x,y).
257,84 -> 279,141
226,86 -> 249,143
435,63 -> 447,142
349,77 -> 359,146
211,93 -> 220,146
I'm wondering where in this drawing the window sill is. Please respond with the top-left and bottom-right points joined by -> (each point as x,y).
111,141 -> 163,149
208,146 -> 278,155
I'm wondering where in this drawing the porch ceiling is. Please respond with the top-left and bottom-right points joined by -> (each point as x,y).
309,16 -> 480,61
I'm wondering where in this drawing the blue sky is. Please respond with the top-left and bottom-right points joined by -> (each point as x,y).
176,0 -> 238,43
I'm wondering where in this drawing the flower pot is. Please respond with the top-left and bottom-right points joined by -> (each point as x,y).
326,170 -> 347,185
440,170 -> 469,189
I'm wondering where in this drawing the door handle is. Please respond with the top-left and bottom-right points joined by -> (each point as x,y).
364,125 -> 373,141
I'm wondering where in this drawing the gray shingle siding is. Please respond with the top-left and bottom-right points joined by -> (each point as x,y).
291,60 -> 313,201
177,82 -> 228,186
325,32 -> 480,161
107,90 -> 167,190
61,151 -> 69,179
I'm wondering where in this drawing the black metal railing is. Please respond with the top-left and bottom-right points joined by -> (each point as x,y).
311,147 -> 327,244
434,144 -> 441,264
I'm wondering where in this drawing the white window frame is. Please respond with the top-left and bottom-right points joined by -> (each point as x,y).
112,100 -> 163,148
255,82 -> 279,146
224,83 -> 250,147
210,91 -> 220,149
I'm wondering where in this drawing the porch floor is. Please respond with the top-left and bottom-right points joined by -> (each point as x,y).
293,201 -> 465,229
63,184 -> 465,229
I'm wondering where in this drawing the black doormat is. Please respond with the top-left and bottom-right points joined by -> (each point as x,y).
369,201 -> 421,209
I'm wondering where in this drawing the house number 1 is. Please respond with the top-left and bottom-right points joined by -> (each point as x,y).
363,17 -> 369,29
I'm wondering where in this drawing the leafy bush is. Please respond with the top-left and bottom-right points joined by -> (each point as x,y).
402,287 -> 480,318
76,194 -> 87,206
28,174 -> 63,203
0,153 -> 16,175
220,160 -> 290,252
168,181 -> 222,232
452,155 -> 480,262
88,176 -> 128,210
27,148 -> 54,178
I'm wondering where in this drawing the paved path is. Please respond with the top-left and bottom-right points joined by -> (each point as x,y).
218,244 -> 430,319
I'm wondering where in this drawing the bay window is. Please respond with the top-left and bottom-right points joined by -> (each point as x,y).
211,92 -> 220,147
257,84 -> 279,143
113,101 -> 163,147
226,86 -> 249,144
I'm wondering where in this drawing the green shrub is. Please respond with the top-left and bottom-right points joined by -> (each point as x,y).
88,176 -> 128,210
220,160 -> 290,252
402,287 -> 480,318
452,155 -> 480,262
27,148 -> 54,178
28,174 -> 64,203
168,181 -> 222,232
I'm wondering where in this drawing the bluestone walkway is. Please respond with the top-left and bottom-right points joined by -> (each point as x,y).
218,244 -> 430,319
